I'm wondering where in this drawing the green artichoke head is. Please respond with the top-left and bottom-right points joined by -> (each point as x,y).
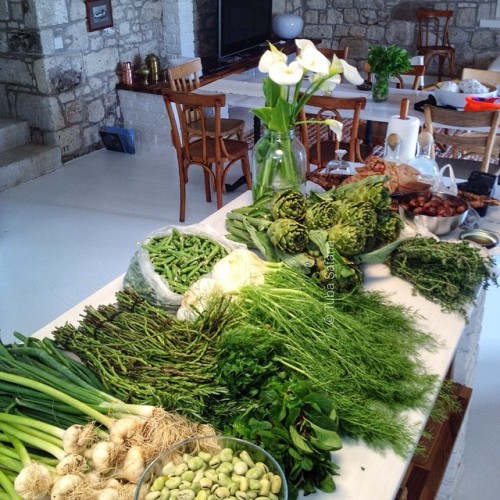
331,201 -> 378,237
270,189 -> 307,221
346,182 -> 392,211
327,223 -> 367,256
304,200 -> 339,229
315,249 -> 364,293
374,211 -> 405,247
267,218 -> 309,253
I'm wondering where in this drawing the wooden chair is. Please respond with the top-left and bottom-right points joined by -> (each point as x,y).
318,47 -> 349,61
167,57 -> 246,141
453,68 -> 500,163
416,9 -> 455,81
461,67 -> 500,87
363,62 -> 425,91
423,104 -> 500,173
358,64 -> 425,160
164,90 -> 252,221
298,94 -> 367,173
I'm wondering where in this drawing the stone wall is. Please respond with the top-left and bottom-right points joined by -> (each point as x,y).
0,0 -> 165,161
279,0 -> 499,74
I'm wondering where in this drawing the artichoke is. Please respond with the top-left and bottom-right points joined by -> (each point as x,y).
348,182 -> 391,211
334,178 -> 392,211
331,201 -> 378,237
315,250 -> 364,293
305,200 -> 338,229
267,218 -> 309,253
270,189 -> 307,221
327,223 -> 367,256
374,211 -> 405,247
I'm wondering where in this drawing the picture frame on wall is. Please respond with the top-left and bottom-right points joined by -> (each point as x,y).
85,0 -> 113,32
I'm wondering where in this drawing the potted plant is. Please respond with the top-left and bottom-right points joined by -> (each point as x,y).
367,44 -> 412,102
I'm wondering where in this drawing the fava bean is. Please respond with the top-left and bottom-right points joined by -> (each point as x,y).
233,461 -> 248,476
145,448 -> 282,500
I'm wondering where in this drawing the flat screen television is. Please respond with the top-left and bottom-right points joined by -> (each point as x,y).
218,0 -> 273,60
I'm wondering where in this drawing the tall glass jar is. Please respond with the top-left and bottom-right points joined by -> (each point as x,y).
372,73 -> 390,102
251,128 -> 307,201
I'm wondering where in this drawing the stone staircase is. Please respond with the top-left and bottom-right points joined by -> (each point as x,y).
0,117 -> 62,192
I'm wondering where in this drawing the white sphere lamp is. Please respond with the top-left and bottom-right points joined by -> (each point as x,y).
272,14 -> 304,39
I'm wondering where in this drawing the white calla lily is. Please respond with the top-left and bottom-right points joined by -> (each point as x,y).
328,54 -> 344,75
309,72 -> 341,93
258,48 -> 287,73
340,59 -> 364,85
321,75 -> 341,93
324,119 -> 343,140
296,46 -> 331,75
269,60 -> 304,85
295,39 -> 316,53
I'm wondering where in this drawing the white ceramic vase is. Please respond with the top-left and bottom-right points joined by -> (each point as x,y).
272,14 -> 304,39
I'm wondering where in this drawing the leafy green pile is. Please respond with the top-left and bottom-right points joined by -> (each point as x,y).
386,237 -> 498,316
210,267 -> 439,457
53,289 -> 233,419
225,176 -> 404,292
51,268 -> 439,498
52,288 -> 342,498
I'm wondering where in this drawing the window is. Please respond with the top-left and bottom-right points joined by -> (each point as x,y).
479,0 -> 500,27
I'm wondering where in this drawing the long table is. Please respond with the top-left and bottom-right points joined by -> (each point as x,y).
198,73 -> 432,125
31,190 -> 498,499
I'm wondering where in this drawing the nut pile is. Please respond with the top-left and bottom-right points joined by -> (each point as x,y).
400,193 -> 467,217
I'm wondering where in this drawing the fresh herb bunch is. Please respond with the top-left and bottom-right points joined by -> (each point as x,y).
367,43 -> 412,76
210,265 -> 438,455
227,376 -> 342,499
387,237 -> 498,316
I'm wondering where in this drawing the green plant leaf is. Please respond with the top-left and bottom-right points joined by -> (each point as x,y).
304,392 -> 334,415
289,425 -> 314,453
310,423 -> 343,451
319,474 -> 336,493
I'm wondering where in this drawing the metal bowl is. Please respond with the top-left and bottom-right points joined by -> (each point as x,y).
134,435 -> 288,500
398,191 -> 469,236
459,229 -> 499,249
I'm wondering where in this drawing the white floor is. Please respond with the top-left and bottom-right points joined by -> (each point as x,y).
1,147 -> 499,499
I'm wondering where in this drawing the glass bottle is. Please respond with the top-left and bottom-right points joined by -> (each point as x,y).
252,128 -> 307,201
384,133 -> 401,163
408,131 -> 440,189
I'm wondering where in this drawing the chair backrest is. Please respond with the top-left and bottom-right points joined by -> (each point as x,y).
461,68 -> 500,87
167,58 -> 203,91
164,90 -> 225,162
363,62 -> 425,90
423,104 -> 500,172
318,46 -> 349,61
417,10 -> 453,50
299,95 -> 366,167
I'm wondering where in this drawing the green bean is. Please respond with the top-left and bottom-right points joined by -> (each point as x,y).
141,231 -> 229,294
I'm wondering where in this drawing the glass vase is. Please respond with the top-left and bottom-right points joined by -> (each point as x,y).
251,128 -> 307,202
372,73 -> 390,102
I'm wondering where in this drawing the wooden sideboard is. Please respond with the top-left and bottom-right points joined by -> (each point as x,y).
116,39 -> 319,95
